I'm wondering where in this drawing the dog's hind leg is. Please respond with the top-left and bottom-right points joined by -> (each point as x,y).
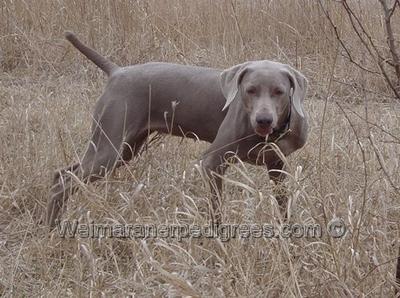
46,100 -> 144,227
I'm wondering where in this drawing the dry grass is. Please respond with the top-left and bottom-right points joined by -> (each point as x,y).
1,0 -> 400,296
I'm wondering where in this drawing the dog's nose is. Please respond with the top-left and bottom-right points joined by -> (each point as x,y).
256,115 -> 273,127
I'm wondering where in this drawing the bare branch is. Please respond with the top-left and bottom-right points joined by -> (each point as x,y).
341,0 -> 400,99
397,246 -> 400,294
341,2 -> 375,55
332,78 -> 397,99
344,106 -> 400,143
317,1 -> 380,74
335,101 -> 369,250
368,133 -> 400,196
378,60 -> 400,99
388,0 -> 400,19
379,0 -> 400,90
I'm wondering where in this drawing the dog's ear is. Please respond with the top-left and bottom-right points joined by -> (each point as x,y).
282,65 -> 308,118
220,62 -> 250,111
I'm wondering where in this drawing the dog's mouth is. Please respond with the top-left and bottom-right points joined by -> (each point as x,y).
255,125 -> 273,137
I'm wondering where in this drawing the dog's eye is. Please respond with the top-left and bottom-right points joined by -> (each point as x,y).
246,86 -> 257,95
273,88 -> 284,96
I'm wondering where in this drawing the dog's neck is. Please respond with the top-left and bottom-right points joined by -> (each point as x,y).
268,95 -> 292,142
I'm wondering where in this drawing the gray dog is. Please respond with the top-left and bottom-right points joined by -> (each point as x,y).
46,32 -> 308,227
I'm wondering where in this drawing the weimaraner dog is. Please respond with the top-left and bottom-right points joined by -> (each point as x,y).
46,32 -> 308,227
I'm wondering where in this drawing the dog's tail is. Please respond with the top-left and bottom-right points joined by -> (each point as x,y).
65,31 -> 119,76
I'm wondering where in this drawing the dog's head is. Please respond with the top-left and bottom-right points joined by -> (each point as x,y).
220,60 -> 307,137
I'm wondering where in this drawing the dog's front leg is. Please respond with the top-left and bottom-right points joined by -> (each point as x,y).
267,158 -> 288,218
200,153 -> 229,226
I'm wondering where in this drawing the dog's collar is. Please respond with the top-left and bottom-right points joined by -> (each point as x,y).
267,92 -> 292,142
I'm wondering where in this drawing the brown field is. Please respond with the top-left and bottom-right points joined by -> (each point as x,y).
1,0 -> 400,296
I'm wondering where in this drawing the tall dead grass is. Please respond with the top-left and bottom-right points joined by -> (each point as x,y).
0,0 -> 399,296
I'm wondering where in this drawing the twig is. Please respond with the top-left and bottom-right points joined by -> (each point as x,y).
332,78 -> 397,99
388,0 -> 400,18
341,0 -> 400,99
229,0 -> 245,52
335,101 -> 368,252
344,107 -> 400,143
318,35 -> 340,190
379,0 -> 400,88
317,1 -> 379,74
355,255 -> 400,289
368,133 -> 400,196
